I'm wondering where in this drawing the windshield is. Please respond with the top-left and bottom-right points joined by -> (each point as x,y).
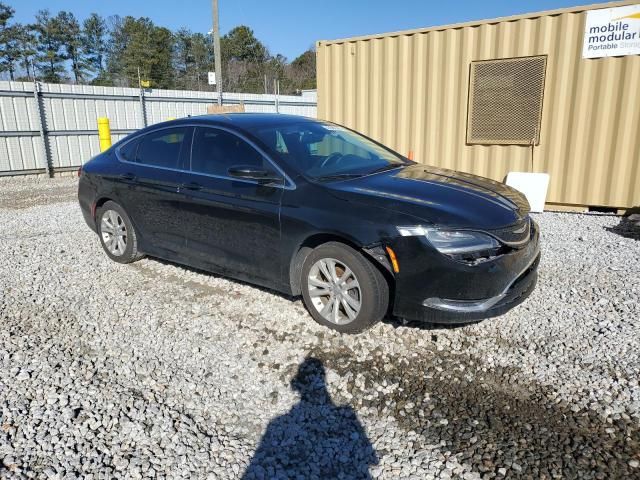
253,121 -> 408,180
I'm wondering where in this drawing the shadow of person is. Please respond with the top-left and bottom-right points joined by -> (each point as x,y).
242,357 -> 379,480
605,213 -> 640,241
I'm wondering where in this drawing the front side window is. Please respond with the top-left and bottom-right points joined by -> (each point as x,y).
254,121 -> 408,180
190,127 -> 268,177
135,127 -> 189,169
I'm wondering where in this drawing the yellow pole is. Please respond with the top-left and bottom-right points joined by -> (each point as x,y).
97,117 -> 112,152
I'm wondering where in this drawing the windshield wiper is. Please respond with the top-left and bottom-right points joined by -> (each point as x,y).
317,164 -> 404,181
368,164 -> 404,175
316,173 -> 365,182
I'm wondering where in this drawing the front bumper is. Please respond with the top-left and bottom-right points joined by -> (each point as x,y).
391,221 -> 540,323
423,253 -> 539,313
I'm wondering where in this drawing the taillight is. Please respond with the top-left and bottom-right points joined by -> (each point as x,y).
77,166 -> 83,177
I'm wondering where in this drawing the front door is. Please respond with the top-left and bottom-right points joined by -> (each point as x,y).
179,126 -> 285,287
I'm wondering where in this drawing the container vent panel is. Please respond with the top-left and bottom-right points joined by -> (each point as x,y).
467,56 -> 547,145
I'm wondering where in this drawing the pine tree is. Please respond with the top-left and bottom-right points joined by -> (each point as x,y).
147,24 -> 174,89
0,2 -> 19,80
14,26 -> 37,80
32,10 -> 66,82
57,11 -> 88,83
174,28 -> 196,90
1,4 -> 316,92
220,26 -> 269,93
82,13 -> 108,81
191,32 -> 213,91
173,30 -> 212,91
0,2 -> 10,26
287,49 -> 316,91
107,16 -> 175,89
104,15 -> 127,86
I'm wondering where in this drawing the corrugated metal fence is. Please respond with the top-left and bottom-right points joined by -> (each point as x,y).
0,81 -> 317,176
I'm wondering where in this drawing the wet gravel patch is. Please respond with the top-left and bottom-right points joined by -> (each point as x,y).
0,179 -> 639,479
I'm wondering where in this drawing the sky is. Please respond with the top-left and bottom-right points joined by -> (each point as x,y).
10,0 -> 593,60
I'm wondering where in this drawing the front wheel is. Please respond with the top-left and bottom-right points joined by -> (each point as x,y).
301,242 -> 389,333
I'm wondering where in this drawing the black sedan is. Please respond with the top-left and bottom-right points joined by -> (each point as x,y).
79,114 -> 540,333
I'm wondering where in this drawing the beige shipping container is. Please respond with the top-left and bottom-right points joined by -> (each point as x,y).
316,1 -> 640,210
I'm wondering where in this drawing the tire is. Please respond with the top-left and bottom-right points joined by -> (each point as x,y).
96,201 -> 143,264
301,242 -> 389,333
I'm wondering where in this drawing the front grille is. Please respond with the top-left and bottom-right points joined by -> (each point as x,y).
488,217 -> 531,247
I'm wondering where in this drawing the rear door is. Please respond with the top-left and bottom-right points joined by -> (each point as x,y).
179,126 -> 285,287
115,126 -> 192,256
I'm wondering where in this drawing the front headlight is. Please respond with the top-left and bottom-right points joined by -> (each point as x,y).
396,225 -> 500,255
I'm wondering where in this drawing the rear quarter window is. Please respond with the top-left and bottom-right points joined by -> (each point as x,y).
118,138 -> 139,162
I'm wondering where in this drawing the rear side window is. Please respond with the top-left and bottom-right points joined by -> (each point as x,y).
135,128 -> 189,169
118,137 -> 139,162
190,127 -> 267,177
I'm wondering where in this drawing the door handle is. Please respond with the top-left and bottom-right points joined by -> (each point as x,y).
180,182 -> 202,191
119,173 -> 136,181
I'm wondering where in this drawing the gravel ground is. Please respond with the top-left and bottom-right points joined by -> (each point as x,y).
1,177 -> 639,479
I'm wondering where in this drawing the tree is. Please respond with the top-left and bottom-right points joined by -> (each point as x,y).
82,13 -> 108,82
216,27 -> 315,94
107,16 -> 175,89
174,30 -> 215,91
191,32 -> 213,90
287,49 -> 316,91
174,28 -> 196,90
32,9 -> 66,82
146,25 -> 174,89
264,53 -> 288,93
14,25 -> 37,80
57,11 -> 88,83
104,15 -> 126,85
0,2 -> 19,80
0,4 -> 317,91
221,26 -> 268,65
0,25 -> 21,80
220,25 -> 269,93
0,2 -> 10,27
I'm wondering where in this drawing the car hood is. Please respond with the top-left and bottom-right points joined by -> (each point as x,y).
326,164 -> 530,229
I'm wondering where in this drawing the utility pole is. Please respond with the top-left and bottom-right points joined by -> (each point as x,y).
212,0 -> 223,106
137,67 -> 147,127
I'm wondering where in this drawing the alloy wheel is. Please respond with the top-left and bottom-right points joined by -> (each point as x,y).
307,257 -> 362,325
100,209 -> 127,256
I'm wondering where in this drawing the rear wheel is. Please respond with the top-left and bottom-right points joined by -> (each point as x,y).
301,242 -> 388,333
96,201 -> 142,264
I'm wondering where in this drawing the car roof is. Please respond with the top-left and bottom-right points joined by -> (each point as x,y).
113,113 -> 324,150
166,113 -> 319,130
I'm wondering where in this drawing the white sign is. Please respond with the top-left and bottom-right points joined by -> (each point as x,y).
208,72 -> 216,85
583,4 -> 640,58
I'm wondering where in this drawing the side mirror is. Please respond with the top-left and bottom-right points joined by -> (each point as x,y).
227,165 -> 281,184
